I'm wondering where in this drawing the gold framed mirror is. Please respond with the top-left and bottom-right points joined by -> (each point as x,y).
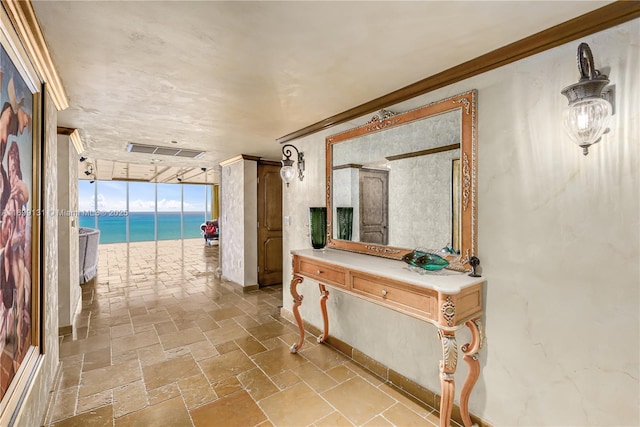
325,90 -> 477,270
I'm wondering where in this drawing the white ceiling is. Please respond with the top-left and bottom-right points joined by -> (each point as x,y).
32,1 -> 611,183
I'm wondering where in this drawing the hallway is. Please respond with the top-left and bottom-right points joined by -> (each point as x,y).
44,240 -> 448,426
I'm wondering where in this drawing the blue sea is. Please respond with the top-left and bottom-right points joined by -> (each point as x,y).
79,212 -> 210,244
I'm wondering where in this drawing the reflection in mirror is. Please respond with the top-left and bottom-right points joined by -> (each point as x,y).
326,91 -> 477,270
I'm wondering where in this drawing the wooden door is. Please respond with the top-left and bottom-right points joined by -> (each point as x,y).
359,168 -> 389,245
257,162 -> 283,286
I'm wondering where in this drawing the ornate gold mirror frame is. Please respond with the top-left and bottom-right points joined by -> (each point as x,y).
325,90 -> 477,270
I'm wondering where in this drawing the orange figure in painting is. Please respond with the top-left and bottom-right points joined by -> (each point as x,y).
0,70 -> 32,385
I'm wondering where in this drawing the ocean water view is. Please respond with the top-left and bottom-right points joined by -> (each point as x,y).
79,212 -> 211,244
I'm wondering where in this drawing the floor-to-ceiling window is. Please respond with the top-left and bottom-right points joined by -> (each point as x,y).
157,183 -> 182,240
97,181 -> 127,244
128,182 -> 156,242
78,180 -> 213,243
183,184 -> 210,239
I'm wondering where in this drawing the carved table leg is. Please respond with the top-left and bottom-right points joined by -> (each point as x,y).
289,275 -> 305,353
318,284 -> 330,343
460,318 -> 484,427
438,330 -> 457,427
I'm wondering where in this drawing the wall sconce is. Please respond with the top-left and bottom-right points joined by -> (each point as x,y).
561,42 -> 613,156
280,144 -> 304,187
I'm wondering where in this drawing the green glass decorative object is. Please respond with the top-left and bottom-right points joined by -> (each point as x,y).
336,207 -> 353,241
309,207 -> 327,250
402,249 -> 449,271
441,244 -> 459,255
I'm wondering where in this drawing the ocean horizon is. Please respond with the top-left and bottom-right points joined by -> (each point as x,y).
79,211 -> 212,244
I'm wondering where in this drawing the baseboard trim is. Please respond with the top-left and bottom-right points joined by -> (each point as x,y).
58,325 -> 73,336
242,284 -> 259,293
280,307 -> 492,427
219,275 -> 259,293
41,361 -> 63,426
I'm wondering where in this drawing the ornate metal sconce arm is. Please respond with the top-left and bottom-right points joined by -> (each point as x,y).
281,144 -> 305,186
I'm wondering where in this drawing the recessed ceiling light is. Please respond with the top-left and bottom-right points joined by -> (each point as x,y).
171,140 -> 178,144
150,159 -> 161,163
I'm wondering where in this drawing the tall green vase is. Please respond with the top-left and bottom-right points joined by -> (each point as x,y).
308,207 -> 327,250
336,207 -> 353,241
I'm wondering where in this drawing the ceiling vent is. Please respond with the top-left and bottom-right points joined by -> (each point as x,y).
127,143 -> 204,159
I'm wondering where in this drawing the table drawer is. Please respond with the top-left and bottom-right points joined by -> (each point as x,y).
351,274 -> 436,319
298,259 -> 346,287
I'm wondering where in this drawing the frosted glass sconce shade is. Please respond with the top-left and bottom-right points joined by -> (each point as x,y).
561,43 -> 613,156
280,162 -> 296,185
280,144 -> 304,187
562,98 -> 612,153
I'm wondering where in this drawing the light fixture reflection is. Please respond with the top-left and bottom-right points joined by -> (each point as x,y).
560,43 -> 613,156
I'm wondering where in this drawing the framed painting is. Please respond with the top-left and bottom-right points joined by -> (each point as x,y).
0,13 -> 43,421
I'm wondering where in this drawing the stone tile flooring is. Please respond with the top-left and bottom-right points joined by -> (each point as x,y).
44,239 -> 452,427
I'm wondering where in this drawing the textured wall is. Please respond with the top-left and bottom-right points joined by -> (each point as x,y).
56,135 -> 80,328
282,20 -> 639,426
242,160 -> 257,286
14,90 -> 59,427
69,142 -> 79,318
220,157 -> 258,287
332,109 -> 460,165
388,149 -> 459,248
221,159 -> 245,285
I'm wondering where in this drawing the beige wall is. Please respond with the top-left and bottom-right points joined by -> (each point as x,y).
282,20 -> 639,426
56,135 -> 80,330
14,90 -> 59,427
220,157 -> 258,287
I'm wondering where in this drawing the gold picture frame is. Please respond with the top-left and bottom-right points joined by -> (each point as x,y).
452,158 -> 461,254
326,91 -> 477,270
0,10 -> 43,422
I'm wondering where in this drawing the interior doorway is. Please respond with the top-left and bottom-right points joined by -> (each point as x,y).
257,161 -> 283,286
359,168 -> 389,245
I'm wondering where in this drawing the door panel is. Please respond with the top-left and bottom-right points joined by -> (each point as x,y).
263,237 -> 283,272
359,169 -> 389,245
258,163 -> 283,286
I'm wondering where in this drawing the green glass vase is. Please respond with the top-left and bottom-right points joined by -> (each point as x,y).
309,207 -> 327,250
336,207 -> 353,241
402,250 -> 449,271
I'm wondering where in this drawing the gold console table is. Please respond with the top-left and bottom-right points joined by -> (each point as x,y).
289,248 -> 485,427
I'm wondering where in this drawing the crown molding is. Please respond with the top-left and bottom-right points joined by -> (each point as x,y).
219,154 -> 262,167
56,126 -> 74,136
277,1 -> 640,144
2,0 -> 69,110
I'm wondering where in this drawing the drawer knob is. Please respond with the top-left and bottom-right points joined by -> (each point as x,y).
317,269 -> 323,274
381,289 -> 388,296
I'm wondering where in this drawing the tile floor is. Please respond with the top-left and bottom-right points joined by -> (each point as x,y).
44,239 -> 452,427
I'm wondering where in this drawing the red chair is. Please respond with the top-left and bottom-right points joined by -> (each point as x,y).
200,220 -> 219,246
